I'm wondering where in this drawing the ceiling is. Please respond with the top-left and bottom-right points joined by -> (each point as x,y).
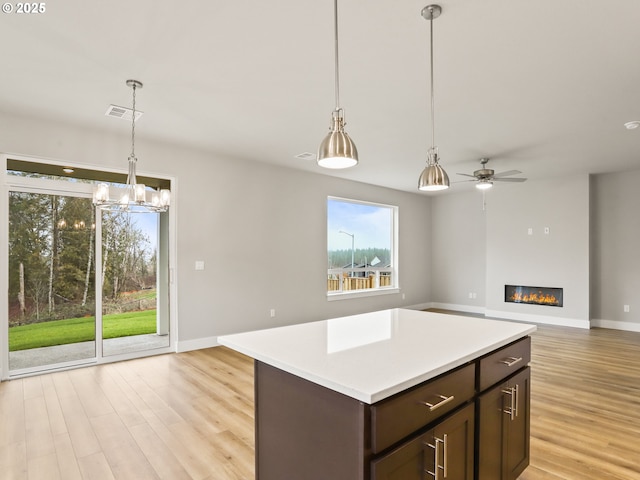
2,0 -> 640,193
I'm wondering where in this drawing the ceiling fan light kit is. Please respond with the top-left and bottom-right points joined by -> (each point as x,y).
418,4 -> 450,192
457,157 -> 527,189
476,179 -> 493,190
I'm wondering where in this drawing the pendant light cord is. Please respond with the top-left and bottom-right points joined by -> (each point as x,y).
334,0 -> 340,111
429,9 -> 435,149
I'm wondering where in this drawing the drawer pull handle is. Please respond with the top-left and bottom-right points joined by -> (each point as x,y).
420,394 -> 455,412
499,356 -> 523,367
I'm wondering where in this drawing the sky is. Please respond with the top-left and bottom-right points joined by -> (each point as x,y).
327,199 -> 392,251
130,213 -> 158,251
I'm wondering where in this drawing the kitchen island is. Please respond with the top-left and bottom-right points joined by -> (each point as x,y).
219,308 -> 536,480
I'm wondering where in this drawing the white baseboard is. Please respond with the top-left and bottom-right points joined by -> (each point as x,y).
591,318 -> 640,332
485,309 -> 590,329
176,336 -> 220,353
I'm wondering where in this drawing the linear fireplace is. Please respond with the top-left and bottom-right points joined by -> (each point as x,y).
505,285 -> 563,307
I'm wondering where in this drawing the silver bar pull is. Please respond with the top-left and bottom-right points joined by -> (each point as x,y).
442,433 -> 448,478
499,356 -> 523,367
424,437 -> 444,479
420,394 -> 455,412
514,383 -> 520,418
502,387 -> 516,420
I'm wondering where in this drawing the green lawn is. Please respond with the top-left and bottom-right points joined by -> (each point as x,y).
9,310 -> 157,351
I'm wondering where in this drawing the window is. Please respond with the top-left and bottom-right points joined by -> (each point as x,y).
327,197 -> 398,298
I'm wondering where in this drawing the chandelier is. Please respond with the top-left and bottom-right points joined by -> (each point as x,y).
93,80 -> 170,213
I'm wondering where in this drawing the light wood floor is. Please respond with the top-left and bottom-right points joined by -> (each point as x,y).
1,325 -> 639,479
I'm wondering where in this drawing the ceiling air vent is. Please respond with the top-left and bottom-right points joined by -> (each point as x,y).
105,104 -> 143,121
295,152 -> 316,160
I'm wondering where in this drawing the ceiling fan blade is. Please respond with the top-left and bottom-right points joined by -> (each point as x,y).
493,177 -> 527,182
456,173 -> 477,178
492,170 -> 522,178
452,179 -> 477,183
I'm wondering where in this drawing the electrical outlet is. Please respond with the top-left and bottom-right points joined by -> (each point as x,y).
468,292 -> 473,299
472,293 -> 477,299
402,293 -> 405,300
544,227 -> 550,235
195,261 -> 205,271
270,309 -> 276,318
527,228 -> 533,235
624,305 -> 630,313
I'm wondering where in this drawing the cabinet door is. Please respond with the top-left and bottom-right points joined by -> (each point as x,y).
477,367 -> 530,480
431,403 -> 475,480
477,379 -> 505,480
371,403 -> 474,480
505,367 -> 530,480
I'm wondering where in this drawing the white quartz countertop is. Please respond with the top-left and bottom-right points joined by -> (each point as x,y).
218,309 -> 537,404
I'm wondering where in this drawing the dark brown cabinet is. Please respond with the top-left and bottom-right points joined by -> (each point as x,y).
372,403 -> 475,480
477,367 -> 531,480
253,336 -> 532,480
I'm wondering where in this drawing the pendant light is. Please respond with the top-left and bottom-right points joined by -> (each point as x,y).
317,0 -> 358,169
418,4 -> 450,191
93,80 -> 171,213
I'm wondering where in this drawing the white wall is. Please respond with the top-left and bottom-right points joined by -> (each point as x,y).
485,175 -> 590,328
0,111 -> 433,353
430,190 -> 486,312
429,175 -> 591,329
591,170 -> 640,331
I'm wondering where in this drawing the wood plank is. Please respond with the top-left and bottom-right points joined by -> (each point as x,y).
89,412 -> 159,480
0,328 -> 638,479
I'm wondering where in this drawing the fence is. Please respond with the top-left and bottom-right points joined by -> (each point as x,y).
327,268 -> 393,292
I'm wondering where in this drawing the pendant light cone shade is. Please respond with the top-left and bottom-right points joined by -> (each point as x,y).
318,112 -> 359,169
317,0 -> 358,169
418,148 -> 449,191
418,5 -> 449,192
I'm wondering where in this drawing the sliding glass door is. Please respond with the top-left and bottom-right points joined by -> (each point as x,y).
8,192 -> 97,371
101,210 -> 168,357
4,170 -> 172,376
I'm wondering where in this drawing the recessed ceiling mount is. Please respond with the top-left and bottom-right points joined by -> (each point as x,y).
421,4 -> 441,20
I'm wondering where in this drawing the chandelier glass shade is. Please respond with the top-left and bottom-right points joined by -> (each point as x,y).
93,80 -> 170,213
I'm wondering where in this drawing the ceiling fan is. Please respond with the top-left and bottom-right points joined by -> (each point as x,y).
457,158 -> 527,190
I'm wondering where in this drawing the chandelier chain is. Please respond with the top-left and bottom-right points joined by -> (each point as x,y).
131,83 -> 137,159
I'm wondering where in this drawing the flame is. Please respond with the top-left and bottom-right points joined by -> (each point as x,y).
509,290 -> 560,306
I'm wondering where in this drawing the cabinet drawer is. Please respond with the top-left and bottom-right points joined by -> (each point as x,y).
371,363 -> 475,454
478,336 -> 531,392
